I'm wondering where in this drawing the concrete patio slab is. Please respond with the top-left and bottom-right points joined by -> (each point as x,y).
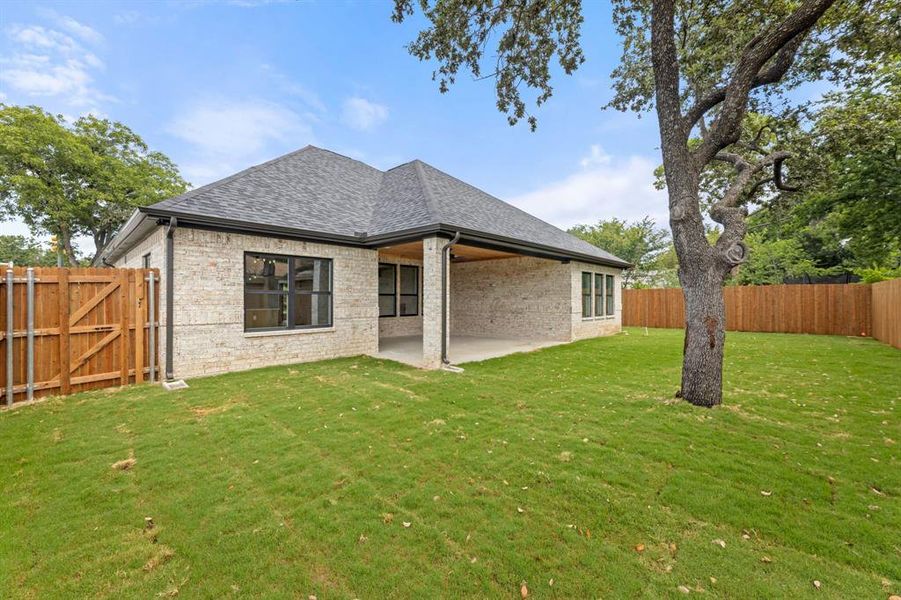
375,335 -> 564,368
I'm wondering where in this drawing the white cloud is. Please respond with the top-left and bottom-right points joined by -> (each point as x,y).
167,99 -> 316,184
508,147 -> 669,230
341,96 -> 388,131
1,18 -> 110,110
45,12 -> 104,45
579,144 -> 611,168
260,63 -> 326,113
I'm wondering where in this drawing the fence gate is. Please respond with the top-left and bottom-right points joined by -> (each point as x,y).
0,267 -> 159,406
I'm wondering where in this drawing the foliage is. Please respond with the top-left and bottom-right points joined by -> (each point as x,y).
0,235 -> 60,267
731,233 -> 822,285
740,67 -> 901,278
2,331 -> 898,596
854,266 -> 901,284
0,105 -> 187,265
568,217 -> 674,287
392,0 -> 585,131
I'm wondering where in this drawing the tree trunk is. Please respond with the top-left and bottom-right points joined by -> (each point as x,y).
59,225 -> 78,267
679,272 -> 726,406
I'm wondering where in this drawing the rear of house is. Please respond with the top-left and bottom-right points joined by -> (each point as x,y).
99,146 -> 628,379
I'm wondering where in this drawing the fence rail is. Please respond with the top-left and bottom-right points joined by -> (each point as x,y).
622,283 -> 893,340
1,267 -> 159,407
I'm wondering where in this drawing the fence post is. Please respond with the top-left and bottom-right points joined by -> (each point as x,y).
5,269 -> 13,406
58,269 -> 70,396
134,270 -> 144,384
26,268 -> 34,402
119,269 -> 130,386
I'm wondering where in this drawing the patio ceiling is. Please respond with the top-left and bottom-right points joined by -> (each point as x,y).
377,240 -> 520,262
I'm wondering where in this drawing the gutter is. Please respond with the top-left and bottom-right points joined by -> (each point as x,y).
440,232 -> 461,365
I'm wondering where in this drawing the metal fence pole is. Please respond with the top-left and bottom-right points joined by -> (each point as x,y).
148,273 -> 156,384
26,268 -> 35,402
5,269 -> 13,406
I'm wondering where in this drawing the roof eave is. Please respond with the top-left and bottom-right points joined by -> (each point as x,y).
108,210 -> 630,270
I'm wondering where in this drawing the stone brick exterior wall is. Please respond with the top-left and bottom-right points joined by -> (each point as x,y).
450,256 -> 572,341
118,227 -> 379,379
114,226 -> 621,376
570,261 -> 622,340
376,251 -> 423,339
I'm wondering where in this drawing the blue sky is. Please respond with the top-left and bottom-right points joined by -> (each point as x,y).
0,0 -> 669,253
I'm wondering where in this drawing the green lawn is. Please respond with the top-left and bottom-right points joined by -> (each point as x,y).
1,329 -> 898,599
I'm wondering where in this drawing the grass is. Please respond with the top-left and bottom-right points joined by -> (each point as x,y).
1,328 -> 898,599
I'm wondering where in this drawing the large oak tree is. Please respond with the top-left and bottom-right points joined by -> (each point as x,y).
0,105 -> 188,265
391,0 -> 894,406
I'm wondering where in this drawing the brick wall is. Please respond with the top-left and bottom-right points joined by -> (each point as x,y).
450,256 -> 573,341
570,261 -> 622,340
152,228 -> 377,379
376,251 -> 423,339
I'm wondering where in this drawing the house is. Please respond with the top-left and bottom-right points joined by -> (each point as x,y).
96,146 -> 629,379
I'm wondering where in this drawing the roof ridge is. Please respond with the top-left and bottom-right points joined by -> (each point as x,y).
412,159 -> 443,223
416,159 -> 570,235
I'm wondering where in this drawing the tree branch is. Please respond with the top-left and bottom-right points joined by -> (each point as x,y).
691,0 -> 835,167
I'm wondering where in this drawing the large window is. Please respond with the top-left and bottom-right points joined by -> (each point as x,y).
399,265 -> 419,316
606,274 -> 615,316
244,252 -> 332,331
378,263 -> 396,317
594,273 -> 604,316
581,272 -> 592,318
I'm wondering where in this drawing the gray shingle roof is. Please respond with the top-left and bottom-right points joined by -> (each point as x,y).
144,146 -> 628,266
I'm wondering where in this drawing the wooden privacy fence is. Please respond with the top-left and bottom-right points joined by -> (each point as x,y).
623,283 -> 887,339
1,267 -> 160,407
871,278 -> 901,349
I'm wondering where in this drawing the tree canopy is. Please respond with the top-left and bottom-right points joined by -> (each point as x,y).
568,217 -> 676,287
0,105 -> 187,265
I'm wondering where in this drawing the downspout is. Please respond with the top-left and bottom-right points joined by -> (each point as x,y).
164,217 -> 178,381
440,231 -> 461,365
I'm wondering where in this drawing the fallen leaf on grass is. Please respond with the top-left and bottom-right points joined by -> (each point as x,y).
635,544 -> 646,553
712,539 -> 726,548
520,583 -> 529,598
548,578 -> 554,587
677,585 -> 691,594
402,522 -> 411,528
517,507 -> 525,514
813,580 -> 821,590
761,556 -> 772,563
760,490 -> 772,496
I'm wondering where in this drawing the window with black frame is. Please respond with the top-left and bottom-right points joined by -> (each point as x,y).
378,263 -> 396,317
606,274 -> 615,316
581,272 -> 592,318
399,265 -> 419,316
244,253 -> 332,331
594,273 -> 604,317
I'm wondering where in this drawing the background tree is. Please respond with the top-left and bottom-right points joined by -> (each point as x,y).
568,217 -> 673,287
0,235 -> 60,267
391,0 -> 893,406
0,105 -> 187,265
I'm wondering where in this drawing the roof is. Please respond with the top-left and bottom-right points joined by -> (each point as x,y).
107,146 -> 629,267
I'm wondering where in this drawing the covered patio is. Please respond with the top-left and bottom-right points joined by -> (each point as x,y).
375,237 -> 574,369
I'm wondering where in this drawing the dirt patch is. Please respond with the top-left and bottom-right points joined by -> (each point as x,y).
111,451 -> 136,471
190,399 -> 245,418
